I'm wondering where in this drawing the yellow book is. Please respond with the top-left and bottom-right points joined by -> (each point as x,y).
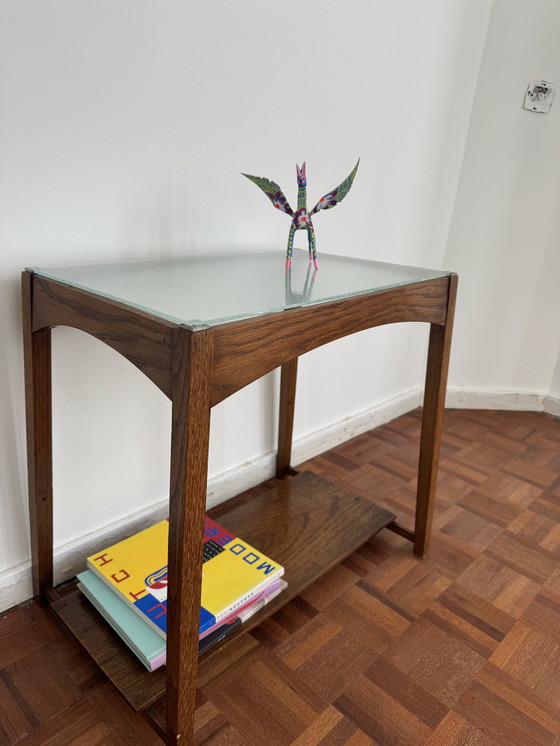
87,517 -> 283,638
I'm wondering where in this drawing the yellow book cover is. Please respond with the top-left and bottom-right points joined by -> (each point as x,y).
86,517 -> 283,638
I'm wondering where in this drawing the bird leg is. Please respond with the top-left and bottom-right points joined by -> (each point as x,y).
307,224 -> 318,269
286,223 -> 296,269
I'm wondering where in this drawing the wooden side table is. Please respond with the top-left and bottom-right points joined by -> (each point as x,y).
22,249 -> 457,743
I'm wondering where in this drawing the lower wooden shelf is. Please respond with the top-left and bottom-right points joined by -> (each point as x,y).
52,471 -> 395,714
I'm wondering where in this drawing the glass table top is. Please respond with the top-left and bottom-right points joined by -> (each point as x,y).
32,250 -> 450,327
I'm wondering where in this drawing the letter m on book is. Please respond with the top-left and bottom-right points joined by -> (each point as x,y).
257,561 -> 277,575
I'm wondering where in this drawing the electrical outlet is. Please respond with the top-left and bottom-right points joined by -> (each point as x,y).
524,80 -> 555,113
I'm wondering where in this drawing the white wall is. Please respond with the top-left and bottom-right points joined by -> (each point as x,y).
551,354 -> 560,395
548,352 -> 560,417
444,0 -> 560,404
0,0 -> 494,609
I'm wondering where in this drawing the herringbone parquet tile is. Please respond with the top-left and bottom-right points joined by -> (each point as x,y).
1,409 -> 559,745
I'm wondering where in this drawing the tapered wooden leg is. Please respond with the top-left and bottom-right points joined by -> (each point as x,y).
22,271 -> 53,604
415,274 -> 458,556
166,325 -> 214,745
276,358 -> 298,479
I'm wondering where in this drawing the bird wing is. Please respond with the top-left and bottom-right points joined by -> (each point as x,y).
242,173 -> 294,216
310,159 -> 360,215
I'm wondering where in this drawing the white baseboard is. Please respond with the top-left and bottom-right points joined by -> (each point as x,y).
0,501 -> 171,614
206,387 -> 423,511
1,385 -> 557,612
0,387 -> 422,613
293,387 -> 423,466
445,388 -> 547,411
544,393 -> 560,418
0,563 -> 33,615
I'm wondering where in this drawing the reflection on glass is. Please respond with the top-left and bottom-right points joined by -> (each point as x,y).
285,263 -> 318,306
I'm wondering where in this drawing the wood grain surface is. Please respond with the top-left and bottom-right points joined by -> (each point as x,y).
21,272 -> 54,603
22,269 -> 455,744
210,278 -> 450,405
51,472 -> 395,712
30,274 -> 177,398
4,407 -> 560,745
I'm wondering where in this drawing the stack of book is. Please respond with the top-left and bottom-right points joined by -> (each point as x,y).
77,516 -> 286,671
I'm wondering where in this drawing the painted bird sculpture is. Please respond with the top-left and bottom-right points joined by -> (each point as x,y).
243,159 -> 359,269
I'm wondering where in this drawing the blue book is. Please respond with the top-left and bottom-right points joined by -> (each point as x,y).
77,570 -> 166,671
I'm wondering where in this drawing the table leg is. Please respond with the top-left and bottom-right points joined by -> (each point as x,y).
415,274 -> 457,556
276,358 -> 298,478
22,272 -> 54,604
166,326 -> 214,745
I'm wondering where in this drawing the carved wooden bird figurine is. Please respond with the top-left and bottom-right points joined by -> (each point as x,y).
243,159 -> 359,269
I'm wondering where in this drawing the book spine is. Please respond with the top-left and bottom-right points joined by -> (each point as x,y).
213,570 -> 284,624
238,580 -> 287,623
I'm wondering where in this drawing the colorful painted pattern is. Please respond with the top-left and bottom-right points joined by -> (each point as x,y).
243,159 -> 359,269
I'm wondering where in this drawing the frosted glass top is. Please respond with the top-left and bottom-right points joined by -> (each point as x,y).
33,250 -> 450,327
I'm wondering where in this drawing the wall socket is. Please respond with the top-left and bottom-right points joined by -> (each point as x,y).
524,80 -> 555,113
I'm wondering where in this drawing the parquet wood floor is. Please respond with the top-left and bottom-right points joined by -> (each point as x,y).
2,409 -> 560,745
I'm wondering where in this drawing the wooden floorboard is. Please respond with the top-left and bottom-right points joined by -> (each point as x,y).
2,408 -> 560,745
